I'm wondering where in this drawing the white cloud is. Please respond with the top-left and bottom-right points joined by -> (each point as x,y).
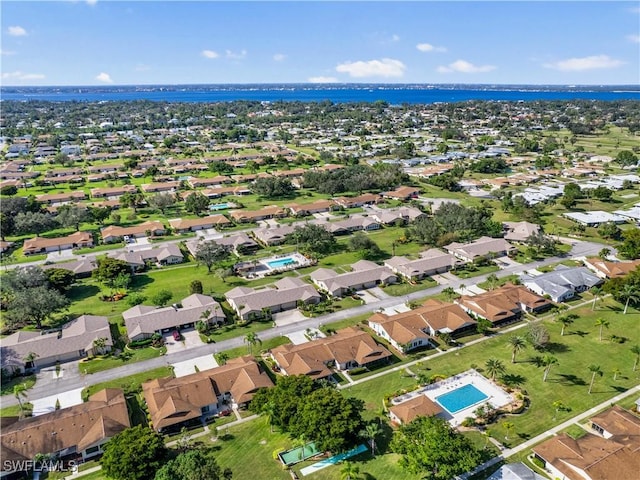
1,71 -> 45,80
7,26 -> 27,37
335,58 -> 406,78
226,49 -> 247,60
273,53 -> 286,62
0,49 -> 16,56
627,34 -> 640,43
201,50 -> 219,59
95,72 -> 113,83
437,59 -> 496,73
416,43 -> 447,53
308,76 -> 338,83
543,55 -> 624,71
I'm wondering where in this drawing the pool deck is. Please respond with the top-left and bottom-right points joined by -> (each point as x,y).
391,369 -> 513,426
299,444 -> 368,477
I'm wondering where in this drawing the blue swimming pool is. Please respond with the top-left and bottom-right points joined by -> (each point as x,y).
267,257 -> 296,268
209,203 -> 230,211
435,384 -> 488,414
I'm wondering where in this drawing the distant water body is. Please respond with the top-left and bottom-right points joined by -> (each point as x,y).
2,85 -> 639,104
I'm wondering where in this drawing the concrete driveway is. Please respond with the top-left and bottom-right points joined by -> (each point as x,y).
196,228 -> 222,241
356,290 -> 378,304
164,329 -> 203,354
273,309 -> 307,327
31,388 -> 84,416
287,328 -> 325,345
495,255 -> 521,269
46,249 -> 76,262
172,354 -> 218,377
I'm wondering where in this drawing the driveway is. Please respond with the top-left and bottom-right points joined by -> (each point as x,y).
31,388 -> 84,416
172,354 -> 218,377
46,249 -> 76,262
355,290 -> 378,304
433,272 -> 458,284
495,255 -> 521,269
273,309 -> 307,327
196,228 -> 222,241
164,329 -> 203,354
369,286 -> 391,300
287,328 -> 326,345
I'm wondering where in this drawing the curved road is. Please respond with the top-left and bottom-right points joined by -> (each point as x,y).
0,238 -> 606,407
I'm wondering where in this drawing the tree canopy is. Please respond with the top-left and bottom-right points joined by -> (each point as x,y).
184,192 -> 210,215
287,224 -> 337,257
391,415 -> 483,480
154,449 -> 231,480
195,241 -> 232,273
93,257 -> 131,288
101,425 -> 168,480
252,176 -> 295,198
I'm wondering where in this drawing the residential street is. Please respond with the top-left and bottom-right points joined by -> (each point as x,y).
0,238 -> 607,407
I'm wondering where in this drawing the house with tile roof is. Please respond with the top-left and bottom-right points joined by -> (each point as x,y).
142,356 -> 272,432
0,389 -> 130,469
382,185 -> 420,201
229,205 -> 287,223
385,248 -> 459,281
23,231 -> 94,255
1,315 -> 113,374
270,327 -> 392,379
458,284 -> 552,326
583,258 -> 640,279
109,243 -> 184,270
368,299 -> 476,352
520,266 -> 602,303
388,395 -> 445,425
503,221 -> 541,243
123,294 -> 225,341
288,199 -> 335,216
225,277 -> 321,321
100,221 -> 166,243
531,405 -> 640,480
371,206 -> 425,225
169,215 -> 231,233
310,260 -> 397,297
445,236 -> 516,263
90,184 -> 138,199
41,258 -> 98,278
252,224 -> 297,246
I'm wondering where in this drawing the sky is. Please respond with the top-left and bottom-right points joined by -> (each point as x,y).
1,1 -> 639,86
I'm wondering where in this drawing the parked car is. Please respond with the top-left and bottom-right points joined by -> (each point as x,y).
172,330 -> 181,341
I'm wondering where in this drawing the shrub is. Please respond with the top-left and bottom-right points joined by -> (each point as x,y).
128,338 -> 153,349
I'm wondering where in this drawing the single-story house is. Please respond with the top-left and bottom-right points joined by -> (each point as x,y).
288,199 -> 335,216
271,327 -> 392,379
141,181 -> 180,193
0,315 -> 113,374
531,406 -> 640,480
389,395 -> 445,425
368,299 -> 476,352
486,463 -> 547,480
169,215 -> 231,233
318,216 -> 381,235
334,193 -> 381,209
583,257 -> 640,279
385,249 -> 459,281
229,206 -> 287,223
503,221 -> 541,243
252,224 -> 297,246
563,211 -> 628,227
23,231 -> 94,255
0,389 -> 130,469
142,356 -> 273,432
371,206 -> 425,225
214,232 -> 260,255
41,258 -> 98,278
310,260 -> 397,297
90,185 -> 138,199
520,266 -> 602,303
36,191 -> 86,206
123,294 -> 225,341
445,236 -> 516,263
109,244 -> 184,270
382,186 -> 420,201
101,221 -> 166,243
225,277 -> 321,321
458,284 -> 552,326
187,176 -> 232,188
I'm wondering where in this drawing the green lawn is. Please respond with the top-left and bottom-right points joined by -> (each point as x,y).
81,367 -> 174,400
452,264 -> 500,279
79,346 -> 166,375
0,403 -> 33,418
0,374 -> 36,395
219,335 -> 291,360
384,278 -> 438,296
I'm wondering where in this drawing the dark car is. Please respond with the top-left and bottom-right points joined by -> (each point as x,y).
172,330 -> 181,341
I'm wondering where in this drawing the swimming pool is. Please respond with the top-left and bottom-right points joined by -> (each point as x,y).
209,203 -> 230,211
279,442 -> 320,466
267,257 -> 296,268
435,384 -> 488,414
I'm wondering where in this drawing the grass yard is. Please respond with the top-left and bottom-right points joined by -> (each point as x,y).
0,374 -> 36,395
220,335 -> 291,360
0,403 -> 33,418
79,346 -> 166,374
81,366 -> 174,400
343,298 -> 640,447
384,277 -> 438,296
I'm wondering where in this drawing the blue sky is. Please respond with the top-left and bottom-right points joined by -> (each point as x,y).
1,1 -> 639,86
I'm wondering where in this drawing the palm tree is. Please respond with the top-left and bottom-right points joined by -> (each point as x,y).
620,284 -> 640,314
13,384 -> 28,418
595,317 -> 610,341
244,332 -> 262,355
588,364 -> 602,394
631,345 -> 640,371
598,247 -> 611,260
340,461 -> 361,480
542,355 -> 558,382
591,286 -> 602,311
23,351 -> 39,369
556,314 -> 577,336
484,358 -> 505,382
502,421 -> 515,440
507,335 -> 527,363
442,287 -> 458,302
486,273 -> 499,291
214,352 -> 229,366
360,421 -> 382,457
612,367 -> 622,381
92,337 -> 108,355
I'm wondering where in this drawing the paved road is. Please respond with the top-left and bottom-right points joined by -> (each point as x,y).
0,238 -> 607,408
